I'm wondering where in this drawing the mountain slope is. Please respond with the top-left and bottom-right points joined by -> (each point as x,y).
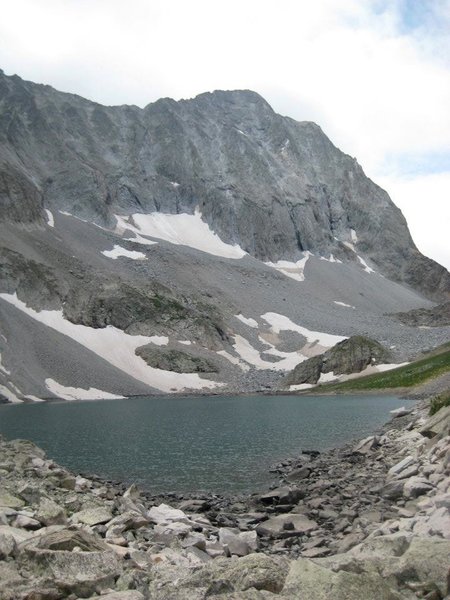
0,70 -> 449,401
1,69 -> 448,299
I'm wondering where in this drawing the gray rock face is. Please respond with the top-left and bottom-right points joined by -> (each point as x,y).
0,70 -> 448,300
392,301 -> 450,327
136,346 -> 218,373
284,335 -> 392,386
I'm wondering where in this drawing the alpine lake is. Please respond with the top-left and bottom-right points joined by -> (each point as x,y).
0,394 -> 413,494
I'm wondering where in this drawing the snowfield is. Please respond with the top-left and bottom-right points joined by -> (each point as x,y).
0,293 -> 223,394
102,245 -> 147,260
115,209 -> 246,259
262,312 -> 347,347
265,252 -> 312,282
45,379 -> 125,401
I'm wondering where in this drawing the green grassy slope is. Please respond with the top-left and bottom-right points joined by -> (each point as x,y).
313,344 -> 450,393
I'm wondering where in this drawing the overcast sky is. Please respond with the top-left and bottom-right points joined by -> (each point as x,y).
1,0 -> 449,269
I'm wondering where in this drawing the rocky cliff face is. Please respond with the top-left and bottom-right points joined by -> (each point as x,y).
0,69 -> 448,300
0,70 -> 449,401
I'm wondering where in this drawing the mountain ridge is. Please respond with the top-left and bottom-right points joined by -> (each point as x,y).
0,69 -> 449,401
1,69 -> 448,301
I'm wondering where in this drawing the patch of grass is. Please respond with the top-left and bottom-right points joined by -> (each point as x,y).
313,349 -> 450,393
429,390 -> 450,416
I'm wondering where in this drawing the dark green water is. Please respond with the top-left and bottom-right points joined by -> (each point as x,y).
0,394 -> 411,494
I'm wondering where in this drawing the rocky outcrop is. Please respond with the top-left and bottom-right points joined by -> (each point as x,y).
392,301 -> 450,327
284,335 -> 392,387
136,346 -> 219,373
0,69 -> 448,300
1,399 -> 449,598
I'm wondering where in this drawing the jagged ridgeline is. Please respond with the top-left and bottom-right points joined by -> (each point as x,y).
0,69 -> 449,400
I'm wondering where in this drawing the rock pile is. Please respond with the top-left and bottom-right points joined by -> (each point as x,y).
0,400 -> 449,599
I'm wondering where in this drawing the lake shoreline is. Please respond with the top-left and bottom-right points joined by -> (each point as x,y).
0,393 -> 410,495
0,396 -> 449,598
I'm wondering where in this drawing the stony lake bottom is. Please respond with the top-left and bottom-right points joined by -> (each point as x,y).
0,394 -> 413,494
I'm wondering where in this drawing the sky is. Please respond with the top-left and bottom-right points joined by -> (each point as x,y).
1,0 -> 449,269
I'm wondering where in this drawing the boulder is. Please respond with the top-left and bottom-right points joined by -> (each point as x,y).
403,477 -> 434,499
381,480 -> 405,500
181,532 -> 207,551
36,498 -> 67,526
105,510 -> 149,538
256,514 -> 318,538
285,466 -> 312,482
27,548 -> 122,597
219,527 -> 256,556
87,592 -> 144,600
0,531 -> 15,559
186,553 -> 290,594
72,506 -> 113,526
383,536 -> 450,597
26,528 -> 110,552
282,557 -> 403,599
136,346 -> 218,373
260,487 -> 303,505
387,456 -> 416,477
0,524 -> 33,545
353,436 -> 379,454
147,503 -> 187,524
12,514 -> 41,529
419,406 -> 450,438
17,483 -> 42,505
0,492 -> 25,509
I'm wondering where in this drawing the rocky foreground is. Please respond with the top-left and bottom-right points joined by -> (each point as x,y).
0,401 -> 449,600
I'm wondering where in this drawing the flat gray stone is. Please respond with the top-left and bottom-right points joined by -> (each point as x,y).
256,513 -> 318,538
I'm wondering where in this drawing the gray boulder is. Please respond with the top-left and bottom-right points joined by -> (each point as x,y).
284,336 -> 392,387
256,513 -> 318,538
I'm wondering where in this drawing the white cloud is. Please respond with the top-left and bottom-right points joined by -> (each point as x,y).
0,0 -> 449,270
378,171 -> 450,270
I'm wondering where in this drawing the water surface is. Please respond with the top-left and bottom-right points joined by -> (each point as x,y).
0,394 -> 411,493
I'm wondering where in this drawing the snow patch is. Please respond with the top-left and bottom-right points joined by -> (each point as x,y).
178,340 -> 192,346
338,362 -> 410,382
289,383 -> 314,391
0,293 -> 223,393
318,371 -> 337,383
333,301 -> 356,309
170,181 -> 180,188
45,209 -> 54,227
216,349 -> 250,372
114,215 -> 159,246
357,255 -> 375,274
25,395 -> 45,402
45,379 -> 125,401
0,353 -> 11,375
147,336 -> 169,346
232,334 -> 305,371
265,252 -> 312,282
235,314 -> 258,328
374,362 -> 409,372
0,384 -> 22,403
115,210 -> 246,259
320,254 -> 342,264
262,312 -> 347,347
280,139 -> 290,156
342,241 -> 356,252
351,228 -> 358,243
102,245 -> 147,260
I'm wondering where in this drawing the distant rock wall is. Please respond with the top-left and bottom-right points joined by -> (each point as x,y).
0,70 -> 448,299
